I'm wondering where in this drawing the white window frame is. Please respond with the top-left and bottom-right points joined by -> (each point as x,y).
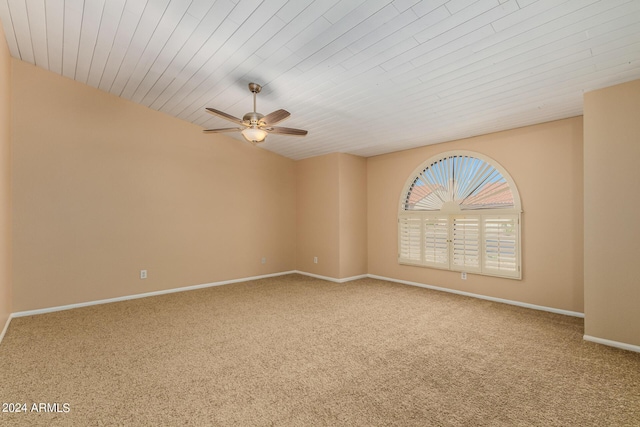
398,151 -> 522,280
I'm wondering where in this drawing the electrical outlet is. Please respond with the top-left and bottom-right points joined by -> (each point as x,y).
261,257 -> 266,264
313,256 -> 318,264
461,272 -> 467,280
140,270 -> 147,279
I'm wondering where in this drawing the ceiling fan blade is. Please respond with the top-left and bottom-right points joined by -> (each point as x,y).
205,107 -> 243,125
202,127 -> 244,133
262,109 -> 290,125
267,126 -> 308,136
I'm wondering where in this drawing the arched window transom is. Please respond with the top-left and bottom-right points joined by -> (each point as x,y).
399,151 -> 522,279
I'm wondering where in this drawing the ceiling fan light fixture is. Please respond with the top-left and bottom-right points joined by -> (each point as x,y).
241,126 -> 268,143
204,82 -> 307,142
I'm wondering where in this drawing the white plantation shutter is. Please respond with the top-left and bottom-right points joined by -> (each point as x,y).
451,217 -> 481,272
399,151 -> 522,279
483,216 -> 519,278
398,217 -> 422,264
424,217 -> 449,267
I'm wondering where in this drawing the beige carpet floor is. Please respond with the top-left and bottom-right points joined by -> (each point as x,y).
0,274 -> 639,426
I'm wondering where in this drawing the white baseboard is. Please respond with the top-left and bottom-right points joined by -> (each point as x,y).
6,271 -> 586,320
11,270 -> 297,318
583,335 -> 640,353
294,271 -> 368,283
367,274 -> 585,318
0,314 -> 11,346
7,271 -> 639,354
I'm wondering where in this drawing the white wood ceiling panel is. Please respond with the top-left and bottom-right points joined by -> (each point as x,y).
61,0 -> 83,79
377,6 -> 450,72
259,2 -> 337,60
0,0 -> 19,57
343,32 -> 418,76
127,11 -> 200,103
1,0 -> 640,160
201,52 -> 311,122
97,4 -> 144,92
410,23 -> 497,70
176,14 -> 291,120
436,62 -> 634,133
85,0 -> 126,88
150,2 -> 262,112
283,15 -> 331,53
400,0 -> 639,93
293,17 -> 510,115
416,63 -> 594,126
447,0 -> 486,16
422,50 -> 636,127
344,7 -> 416,58
226,0 -> 263,25
274,0 -> 311,23
108,0 -> 171,96
473,0 -> 601,54
588,9 -> 640,40
391,0 -> 422,14
24,0 -> 47,68
295,2 -> 400,73
293,40 -> 634,155
413,1 -> 503,44
516,0 -> 541,8
170,50 -> 266,118
381,2 -> 509,74
167,0 -> 290,117
119,0 -> 192,99
322,0 -> 369,25
429,55 -> 596,120
74,0 -> 106,84
491,0 -> 572,33
434,42 -> 593,101
409,0 -> 448,17
6,0 -> 33,63
186,0 -> 211,18
44,0 -> 65,74
139,0 -> 235,107
589,23 -> 640,59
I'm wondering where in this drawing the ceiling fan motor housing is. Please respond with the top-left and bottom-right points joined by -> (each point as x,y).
243,111 -> 266,126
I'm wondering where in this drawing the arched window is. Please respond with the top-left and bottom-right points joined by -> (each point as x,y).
398,151 -> 522,279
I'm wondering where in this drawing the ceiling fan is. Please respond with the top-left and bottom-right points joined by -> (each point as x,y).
203,82 -> 308,144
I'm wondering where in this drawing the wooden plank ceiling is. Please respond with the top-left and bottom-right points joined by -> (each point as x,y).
1,0 -> 639,160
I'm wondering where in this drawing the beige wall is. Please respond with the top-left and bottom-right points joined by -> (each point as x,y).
295,153 -> 340,277
584,80 -> 640,346
338,154 -> 367,278
368,117 -> 584,313
11,60 -> 296,312
295,153 -> 368,279
0,21 -> 11,327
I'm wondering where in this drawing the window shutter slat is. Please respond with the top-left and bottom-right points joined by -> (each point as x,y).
424,217 -> 449,266
483,216 -> 519,277
399,217 -> 422,263
451,217 -> 481,272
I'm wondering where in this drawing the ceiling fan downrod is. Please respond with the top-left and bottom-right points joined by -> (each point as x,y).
248,82 -> 261,112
